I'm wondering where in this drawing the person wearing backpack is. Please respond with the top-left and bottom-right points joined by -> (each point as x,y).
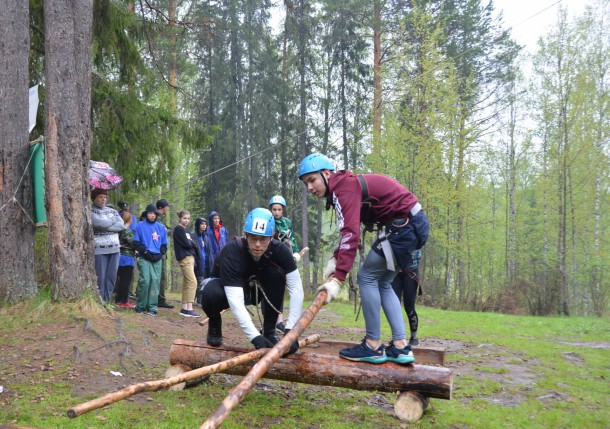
298,153 -> 429,365
199,208 -> 303,356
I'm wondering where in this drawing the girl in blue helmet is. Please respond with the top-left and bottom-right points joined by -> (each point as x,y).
299,153 -> 429,365
199,208 -> 303,355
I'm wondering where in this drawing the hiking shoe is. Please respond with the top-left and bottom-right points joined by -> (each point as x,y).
386,341 -> 415,365
275,322 -> 286,333
207,318 -> 223,347
180,309 -> 201,318
339,339 -> 387,364
147,311 -> 157,317
408,337 -> 420,347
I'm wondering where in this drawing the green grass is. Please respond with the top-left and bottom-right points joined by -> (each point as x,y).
0,294 -> 608,428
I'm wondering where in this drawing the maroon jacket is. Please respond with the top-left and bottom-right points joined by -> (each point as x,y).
328,170 -> 419,281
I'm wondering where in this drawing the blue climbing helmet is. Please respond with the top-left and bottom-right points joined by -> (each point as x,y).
298,153 -> 335,180
244,208 -> 276,237
269,195 -> 286,208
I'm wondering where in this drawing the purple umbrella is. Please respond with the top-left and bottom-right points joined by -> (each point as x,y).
89,160 -> 123,190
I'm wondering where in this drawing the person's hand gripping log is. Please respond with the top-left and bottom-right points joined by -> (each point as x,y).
317,256 -> 341,304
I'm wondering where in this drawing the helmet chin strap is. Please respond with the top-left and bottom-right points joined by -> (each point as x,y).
321,171 -> 333,210
321,171 -> 330,195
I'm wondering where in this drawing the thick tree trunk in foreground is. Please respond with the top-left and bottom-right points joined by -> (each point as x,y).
44,0 -> 96,300
0,0 -> 37,302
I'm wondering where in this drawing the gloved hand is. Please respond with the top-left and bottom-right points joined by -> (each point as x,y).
316,277 -> 342,304
251,335 -> 274,349
323,257 -> 337,279
283,329 -> 299,356
293,252 -> 301,262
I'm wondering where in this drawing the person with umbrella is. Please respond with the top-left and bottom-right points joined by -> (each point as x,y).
91,188 -> 125,304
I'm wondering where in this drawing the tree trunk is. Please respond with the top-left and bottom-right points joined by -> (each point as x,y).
297,0 -> 310,288
371,0 -> 382,170
44,0 -> 96,300
0,0 -> 37,302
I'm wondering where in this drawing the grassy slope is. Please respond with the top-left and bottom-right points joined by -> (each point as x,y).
0,295 -> 608,429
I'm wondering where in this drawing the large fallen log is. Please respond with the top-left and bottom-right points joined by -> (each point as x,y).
170,340 -> 452,400
171,339 -> 446,366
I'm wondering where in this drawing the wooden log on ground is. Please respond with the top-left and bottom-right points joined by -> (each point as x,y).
170,340 -> 452,400
171,339 -> 445,366
394,391 -> 429,422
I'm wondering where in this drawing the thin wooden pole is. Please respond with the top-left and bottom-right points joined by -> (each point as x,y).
200,290 -> 327,429
67,334 -> 321,418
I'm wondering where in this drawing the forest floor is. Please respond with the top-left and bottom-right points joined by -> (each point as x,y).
1,295 -> 608,428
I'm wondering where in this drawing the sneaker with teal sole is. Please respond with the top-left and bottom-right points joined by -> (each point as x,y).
339,339 -> 387,364
386,341 -> 415,364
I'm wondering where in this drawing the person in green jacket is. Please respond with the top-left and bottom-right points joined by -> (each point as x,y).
269,195 -> 304,332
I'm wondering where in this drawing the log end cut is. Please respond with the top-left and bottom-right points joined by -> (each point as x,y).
394,391 -> 429,422
164,364 -> 209,391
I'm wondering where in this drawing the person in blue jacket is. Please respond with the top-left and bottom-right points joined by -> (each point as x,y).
194,217 -> 209,305
133,204 -> 168,316
205,210 -> 230,272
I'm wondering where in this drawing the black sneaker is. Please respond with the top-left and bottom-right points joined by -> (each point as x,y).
207,318 -> 223,347
275,322 -> 286,333
386,341 -> 415,365
339,339 -> 387,364
408,337 -> 420,347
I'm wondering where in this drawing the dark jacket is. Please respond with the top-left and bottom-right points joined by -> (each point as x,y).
206,211 -> 230,272
194,217 -> 209,277
172,225 -> 197,261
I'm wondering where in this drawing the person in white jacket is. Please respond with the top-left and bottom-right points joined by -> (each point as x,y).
91,188 -> 125,303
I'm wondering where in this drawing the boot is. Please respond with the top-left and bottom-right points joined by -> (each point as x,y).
207,317 -> 223,347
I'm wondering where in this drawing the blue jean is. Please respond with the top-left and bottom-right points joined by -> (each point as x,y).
357,250 -> 406,341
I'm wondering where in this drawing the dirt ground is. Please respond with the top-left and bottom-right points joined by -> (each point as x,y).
2,300 -> 597,421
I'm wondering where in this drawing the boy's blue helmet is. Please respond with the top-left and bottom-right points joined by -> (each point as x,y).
269,195 -> 286,208
298,154 -> 335,179
244,208 -> 275,237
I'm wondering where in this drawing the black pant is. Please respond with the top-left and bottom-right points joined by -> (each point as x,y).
392,270 -> 419,334
115,265 -> 134,303
201,265 -> 285,336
